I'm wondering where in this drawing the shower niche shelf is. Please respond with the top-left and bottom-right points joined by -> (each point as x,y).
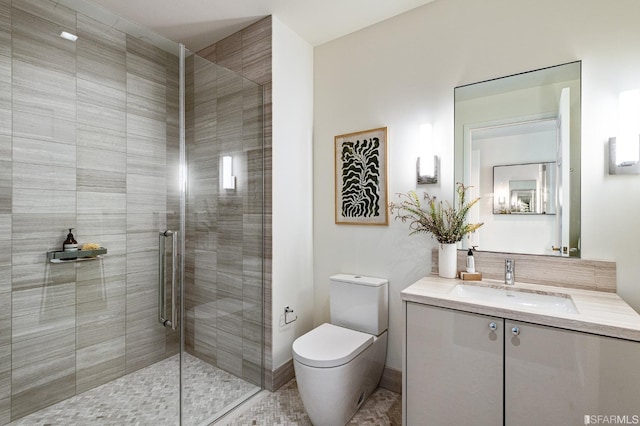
47,248 -> 107,263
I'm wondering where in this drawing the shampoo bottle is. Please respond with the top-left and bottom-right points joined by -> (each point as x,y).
63,228 -> 78,253
466,248 -> 475,273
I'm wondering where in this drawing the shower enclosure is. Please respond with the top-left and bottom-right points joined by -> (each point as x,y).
0,0 -> 264,424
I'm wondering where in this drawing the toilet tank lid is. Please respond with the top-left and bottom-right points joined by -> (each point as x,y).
330,274 -> 388,287
292,323 -> 373,368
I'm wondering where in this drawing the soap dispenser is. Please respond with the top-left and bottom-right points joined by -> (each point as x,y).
63,228 -> 78,255
466,248 -> 475,273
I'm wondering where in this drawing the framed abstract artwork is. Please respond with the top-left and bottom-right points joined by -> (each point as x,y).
334,127 -> 389,225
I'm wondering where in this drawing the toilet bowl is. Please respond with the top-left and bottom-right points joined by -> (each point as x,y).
292,274 -> 388,426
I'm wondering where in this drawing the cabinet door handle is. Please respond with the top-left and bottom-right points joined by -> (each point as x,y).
511,326 -> 520,336
488,322 -> 498,331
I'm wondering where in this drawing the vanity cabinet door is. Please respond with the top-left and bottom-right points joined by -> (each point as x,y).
505,320 -> 640,426
405,303 -> 503,425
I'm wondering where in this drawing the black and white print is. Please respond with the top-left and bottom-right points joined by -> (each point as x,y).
335,127 -> 388,225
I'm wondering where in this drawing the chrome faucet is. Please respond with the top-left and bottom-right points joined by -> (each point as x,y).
505,259 -> 515,285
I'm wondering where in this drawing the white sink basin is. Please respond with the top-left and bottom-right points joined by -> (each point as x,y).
450,284 -> 578,314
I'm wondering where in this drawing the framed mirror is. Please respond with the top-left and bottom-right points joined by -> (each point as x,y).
454,62 -> 581,257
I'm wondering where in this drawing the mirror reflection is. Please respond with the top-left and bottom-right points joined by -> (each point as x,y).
493,162 -> 556,215
455,62 -> 581,257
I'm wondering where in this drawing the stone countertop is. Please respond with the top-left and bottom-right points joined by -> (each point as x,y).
401,275 -> 640,342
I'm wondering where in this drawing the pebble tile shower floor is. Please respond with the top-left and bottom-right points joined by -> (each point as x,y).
9,353 -> 259,426
10,354 -> 400,425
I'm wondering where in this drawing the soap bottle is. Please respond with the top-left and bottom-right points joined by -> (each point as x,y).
63,228 -> 78,257
466,248 -> 475,273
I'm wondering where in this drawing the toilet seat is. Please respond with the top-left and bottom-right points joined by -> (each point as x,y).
292,323 -> 373,368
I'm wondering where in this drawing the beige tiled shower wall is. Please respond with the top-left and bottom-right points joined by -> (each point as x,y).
0,0 -> 181,423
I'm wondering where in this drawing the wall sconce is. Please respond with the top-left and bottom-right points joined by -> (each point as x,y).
417,123 -> 439,184
609,89 -> 640,174
222,155 -> 236,189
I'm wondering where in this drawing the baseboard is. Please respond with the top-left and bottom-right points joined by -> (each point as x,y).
268,358 -> 295,392
379,365 -> 402,394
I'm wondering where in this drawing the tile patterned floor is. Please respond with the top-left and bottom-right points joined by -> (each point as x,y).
9,354 -> 401,426
221,379 -> 402,426
10,353 -> 260,426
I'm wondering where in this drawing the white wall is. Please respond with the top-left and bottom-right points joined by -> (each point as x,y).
313,0 -> 640,372
271,17 -> 314,369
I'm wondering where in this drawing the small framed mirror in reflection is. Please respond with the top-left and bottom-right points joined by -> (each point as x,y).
493,162 -> 557,215
454,61 -> 581,257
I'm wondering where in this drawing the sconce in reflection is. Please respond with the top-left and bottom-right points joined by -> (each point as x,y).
610,89 -> 640,174
222,155 -> 236,189
417,123 -> 439,184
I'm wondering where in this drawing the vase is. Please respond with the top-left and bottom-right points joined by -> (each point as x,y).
438,243 -> 457,278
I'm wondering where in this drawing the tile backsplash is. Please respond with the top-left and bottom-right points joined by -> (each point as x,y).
432,249 -> 616,292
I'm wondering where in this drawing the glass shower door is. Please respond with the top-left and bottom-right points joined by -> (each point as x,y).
179,51 -> 264,425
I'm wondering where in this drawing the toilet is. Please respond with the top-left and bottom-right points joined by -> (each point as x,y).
292,274 -> 388,426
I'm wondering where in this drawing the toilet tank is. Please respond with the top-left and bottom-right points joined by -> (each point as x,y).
330,274 -> 388,336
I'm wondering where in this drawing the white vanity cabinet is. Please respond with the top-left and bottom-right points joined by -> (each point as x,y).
404,302 -> 640,426
505,320 -> 640,426
405,302 -> 503,425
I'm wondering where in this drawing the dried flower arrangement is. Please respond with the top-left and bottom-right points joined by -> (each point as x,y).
389,182 -> 484,244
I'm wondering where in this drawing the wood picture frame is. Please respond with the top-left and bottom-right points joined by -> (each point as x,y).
334,127 -> 389,225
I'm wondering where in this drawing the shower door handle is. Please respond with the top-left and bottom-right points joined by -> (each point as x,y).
158,230 -> 178,330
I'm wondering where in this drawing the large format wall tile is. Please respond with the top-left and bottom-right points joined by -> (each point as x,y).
0,214 -> 10,304
12,135 -> 75,194
198,16 -> 271,388
3,1 -> 181,422
77,122 -> 126,153
0,0 -> 10,58
126,53 -> 166,87
77,78 -> 126,135
0,0 -> 8,219
13,162 -> 76,191
0,161 -> 9,214
13,137 -> 75,165
77,192 -> 125,215
11,272 -> 76,419
186,42 -> 265,387
76,336 -> 125,393
12,0 -> 75,29
13,188 -> 76,215
11,329 -> 76,419
13,111 -> 76,146
77,146 -> 127,193
77,293 -> 125,349
11,213 -> 76,245
125,269 -> 167,373
0,343 -> 9,425
11,7 -> 75,75
124,35 -> 176,376
0,52 -> 10,178
77,14 -> 126,91
241,17 -> 271,86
